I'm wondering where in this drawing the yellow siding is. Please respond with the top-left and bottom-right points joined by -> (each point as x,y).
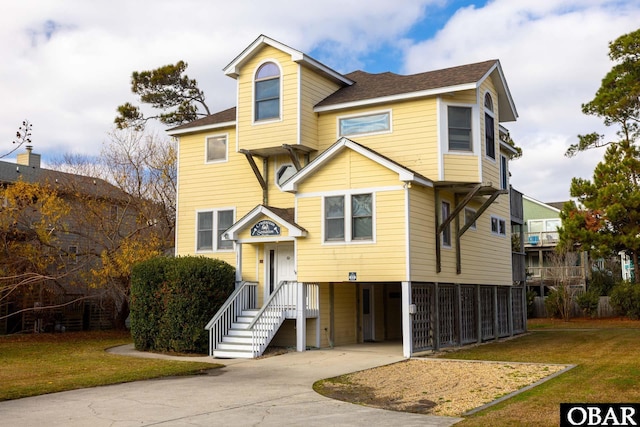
408,185 -> 437,279
300,67 -> 342,151
295,149 -> 407,282
176,126 -> 264,258
316,98 -> 440,179
443,154 -> 481,182
236,45 -> 299,150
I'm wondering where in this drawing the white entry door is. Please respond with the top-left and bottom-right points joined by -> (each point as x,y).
265,243 -> 296,298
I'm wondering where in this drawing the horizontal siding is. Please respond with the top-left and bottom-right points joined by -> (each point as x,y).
295,149 -> 407,283
443,154 -> 480,182
316,98 -> 440,180
300,68 -> 341,150
237,45 -> 299,150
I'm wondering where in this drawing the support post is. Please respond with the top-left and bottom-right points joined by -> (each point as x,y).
296,282 -> 306,352
401,281 -> 412,358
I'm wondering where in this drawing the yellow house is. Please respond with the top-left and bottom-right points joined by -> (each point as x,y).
167,35 -> 525,358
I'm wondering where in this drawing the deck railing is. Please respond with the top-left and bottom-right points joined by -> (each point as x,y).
525,231 -> 559,246
205,281 -> 257,356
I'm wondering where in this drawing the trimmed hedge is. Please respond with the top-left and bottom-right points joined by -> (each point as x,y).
130,256 -> 235,354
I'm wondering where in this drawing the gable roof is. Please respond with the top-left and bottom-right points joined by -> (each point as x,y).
223,34 -> 353,86
281,137 -> 433,192
223,205 -> 307,241
315,60 -> 517,122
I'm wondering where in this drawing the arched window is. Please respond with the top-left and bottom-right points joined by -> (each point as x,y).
484,92 -> 495,159
255,62 -> 280,121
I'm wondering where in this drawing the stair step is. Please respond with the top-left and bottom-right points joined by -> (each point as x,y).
227,329 -> 252,337
213,349 -> 255,359
231,322 -> 251,329
236,315 -> 256,323
242,309 -> 260,316
217,342 -> 254,351
222,335 -> 263,344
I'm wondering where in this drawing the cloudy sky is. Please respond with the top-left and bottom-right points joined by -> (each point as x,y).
1,0 -> 639,202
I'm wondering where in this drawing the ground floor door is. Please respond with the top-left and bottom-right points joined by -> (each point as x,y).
265,243 -> 296,299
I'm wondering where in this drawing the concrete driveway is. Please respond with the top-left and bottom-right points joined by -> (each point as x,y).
1,343 -> 462,426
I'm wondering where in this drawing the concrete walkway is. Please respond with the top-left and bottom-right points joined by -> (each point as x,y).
1,343 -> 462,426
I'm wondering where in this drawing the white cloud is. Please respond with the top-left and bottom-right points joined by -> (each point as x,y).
402,0 -> 640,201
0,0 -> 638,202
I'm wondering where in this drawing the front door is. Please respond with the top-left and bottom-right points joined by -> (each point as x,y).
265,243 -> 296,298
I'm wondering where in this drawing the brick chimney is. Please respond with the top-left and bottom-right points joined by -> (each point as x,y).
16,145 -> 41,168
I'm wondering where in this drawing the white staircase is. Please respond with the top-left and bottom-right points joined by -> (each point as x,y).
206,281 -> 319,359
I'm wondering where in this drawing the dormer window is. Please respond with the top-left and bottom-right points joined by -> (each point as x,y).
255,62 -> 280,121
484,93 -> 496,160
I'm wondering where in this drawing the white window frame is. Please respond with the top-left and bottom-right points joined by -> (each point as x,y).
337,109 -> 392,138
441,102 -> 479,155
484,92 -> 496,161
322,192 -> 376,245
464,207 -> 477,230
205,133 -> 229,164
275,163 -> 297,189
195,207 -> 236,253
252,60 -> 283,125
491,215 -> 507,237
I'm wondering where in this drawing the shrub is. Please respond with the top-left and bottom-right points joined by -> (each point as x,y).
544,289 -> 563,319
576,290 -> 600,318
589,269 -> 617,296
610,281 -> 640,319
130,256 -> 235,353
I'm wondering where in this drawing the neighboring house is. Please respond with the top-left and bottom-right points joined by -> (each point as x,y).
168,35 -> 526,358
523,195 -> 589,296
0,147 -> 131,333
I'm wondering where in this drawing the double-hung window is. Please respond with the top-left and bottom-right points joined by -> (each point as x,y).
254,62 -> 280,121
448,106 -> 472,151
206,135 -> 227,163
324,193 -> 373,242
500,154 -> 508,189
197,209 -> 234,251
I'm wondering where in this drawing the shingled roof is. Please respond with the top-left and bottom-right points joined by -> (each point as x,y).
315,60 -> 499,108
168,57 -> 516,134
167,107 -> 236,134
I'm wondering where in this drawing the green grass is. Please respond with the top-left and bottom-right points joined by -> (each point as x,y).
0,331 -> 218,401
448,318 -> 640,427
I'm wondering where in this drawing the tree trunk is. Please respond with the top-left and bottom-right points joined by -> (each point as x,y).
114,298 -> 130,330
633,251 -> 639,284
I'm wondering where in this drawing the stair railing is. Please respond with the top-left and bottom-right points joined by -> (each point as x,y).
248,280 -> 297,357
205,281 -> 257,356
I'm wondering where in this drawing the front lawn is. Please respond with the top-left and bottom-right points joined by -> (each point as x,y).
0,331 -> 217,401
449,318 -> 640,426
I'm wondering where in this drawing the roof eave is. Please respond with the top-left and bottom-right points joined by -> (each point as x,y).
313,83 -> 477,113
166,121 -> 236,136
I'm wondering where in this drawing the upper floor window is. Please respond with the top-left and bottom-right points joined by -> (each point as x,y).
339,111 -> 391,137
324,193 -> 374,243
484,93 -> 496,160
448,106 -> 472,151
255,62 -> 280,121
206,135 -> 227,163
197,209 -> 234,252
